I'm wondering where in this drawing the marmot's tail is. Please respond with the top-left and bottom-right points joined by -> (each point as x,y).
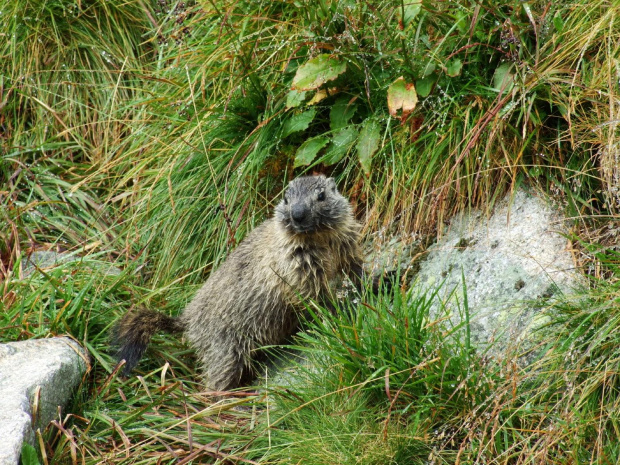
112,309 -> 184,376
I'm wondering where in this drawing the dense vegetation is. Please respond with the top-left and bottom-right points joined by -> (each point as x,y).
1,0 -> 619,463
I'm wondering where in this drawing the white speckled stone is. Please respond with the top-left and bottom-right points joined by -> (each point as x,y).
0,338 -> 88,465
23,251 -> 120,277
415,189 -> 581,359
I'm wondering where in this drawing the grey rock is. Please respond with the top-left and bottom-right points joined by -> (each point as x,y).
0,338 -> 89,465
23,251 -> 68,275
23,251 -> 121,278
415,189 -> 581,360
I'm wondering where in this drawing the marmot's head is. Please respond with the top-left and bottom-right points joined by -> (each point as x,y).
275,175 -> 352,234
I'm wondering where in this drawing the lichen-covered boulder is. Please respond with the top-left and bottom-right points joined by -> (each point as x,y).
0,338 -> 88,464
415,189 -> 581,360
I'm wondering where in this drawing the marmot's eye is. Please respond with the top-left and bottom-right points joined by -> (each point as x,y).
317,191 -> 326,201
283,196 -> 289,205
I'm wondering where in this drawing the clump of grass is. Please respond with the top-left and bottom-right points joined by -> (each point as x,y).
0,0 -> 157,286
260,390 -> 430,465
253,284 -> 499,464
515,243 -> 620,461
0,0 -> 154,164
0,255 -> 130,344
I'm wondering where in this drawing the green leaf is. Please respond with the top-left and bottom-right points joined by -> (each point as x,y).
323,126 -> 358,165
286,89 -> 307,109
553,12 -> 564,33
307,88 -> 328,105
399,0 -> 422,28
294,136 -> 330,167
522,3 -> 536,31
421,62 -> 436,78
387,77 -> 418,119
416,76 -> 435,97
20,444 -> 40,465
330,96 -> 357,131
282,108 -> 317,138
291,54 -> 347,91
356,119 -> 381,175
455,11 -> 468,34
493,62 -> 515,93
446,59 -> 463,77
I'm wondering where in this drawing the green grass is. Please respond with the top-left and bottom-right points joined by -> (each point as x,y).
2,0 -> 620,463
252,285 -> 486,464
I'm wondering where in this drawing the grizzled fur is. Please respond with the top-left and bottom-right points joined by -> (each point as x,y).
113,175 -> 364,392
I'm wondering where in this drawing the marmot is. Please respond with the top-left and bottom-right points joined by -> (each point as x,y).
114,175 -> 366,392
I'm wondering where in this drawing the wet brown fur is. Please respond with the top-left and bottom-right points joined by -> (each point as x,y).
113,175 -> 363,391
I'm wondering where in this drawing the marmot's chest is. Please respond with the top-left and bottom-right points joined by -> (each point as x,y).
280,242 -> 340,296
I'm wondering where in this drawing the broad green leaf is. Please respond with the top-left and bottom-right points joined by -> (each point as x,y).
399,0 -> 422,28
553,12 -> 564,33
493,62 -> 515,93
387,77 -> 418,118
330,96 -> 357,131
416,76 -> 435,97
356,119 -> 381,175
557,102 -> 568,117
446,59 -> 463,77
455,11 -> 468,34
307,88 -> 329,105
292,54 -> 347,91
323,126 -> 358,165
294,136 -> 330,167
282,109 -> 317,138
286,89 -> 307,109
20,444 -> 40,465
522,3 -> 536,31
421,62 -> 436,77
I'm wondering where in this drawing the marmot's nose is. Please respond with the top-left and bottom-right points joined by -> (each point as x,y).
291,205 -> 307,222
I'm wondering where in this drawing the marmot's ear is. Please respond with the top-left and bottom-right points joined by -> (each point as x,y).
326,177 -> 337,192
